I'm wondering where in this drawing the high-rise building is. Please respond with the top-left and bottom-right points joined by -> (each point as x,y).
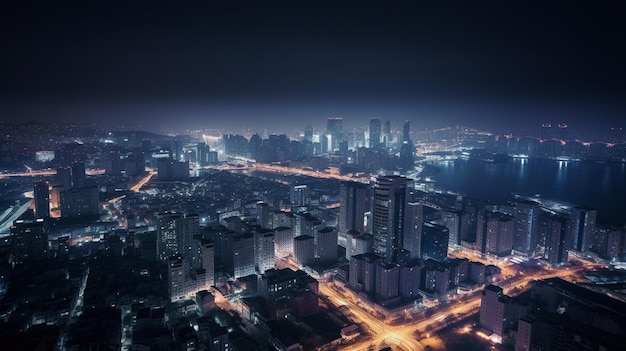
59,185 -> 99,218
304,124 -> 314,142
233,233 -> 255,278
479,285 -> 509,341
156,212 -> 184,261
326,117 -> 343,151
168,255 -> 187,302
338,181 -> 369,238
11,218 -> 48,263
376,262 -> 400,302
369,118 -> 381,148
382,120 -> 391,148
403,201 -> 423,259
70,162 -> 86,188
485,213 -> 514,257
372,175 -> 411,263
293,235 -> 315,267
399,260 -> 422,300
513,200 -> 540,255
274,226 -> 295,258
349,252 -> 381,294
55,166 -> 72,189
33,181 -> 50,218
199,239 -> 215,287
557,123 -> 568,141
540,123 -> 552,140
183,214 -> 200,268
315,227 -> 338,263
289,184 -> 308,207
402,120 -> 411,142
539,212 -> 571,264
570,206 -> 596,253
345,230 -> 372,260
421,222 -> 449,261
439,210 -> 461,248
255,230 -> 275,274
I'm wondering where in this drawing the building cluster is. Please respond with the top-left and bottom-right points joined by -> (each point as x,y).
222,118 -> 415,174
479,278 -> 626,350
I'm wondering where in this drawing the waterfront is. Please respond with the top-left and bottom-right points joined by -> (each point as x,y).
427,158 -> 626,226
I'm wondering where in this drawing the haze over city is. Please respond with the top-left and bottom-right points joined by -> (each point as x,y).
1,2 -> 626,351
1,2 -> 625,135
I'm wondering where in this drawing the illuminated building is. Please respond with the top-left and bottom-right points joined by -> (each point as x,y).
198,239 -> 215,287
485,212 -> 514,257
168,255 -> 187,302
10,218 -> 48,264
369,117 -> 381,148
539,212 -> 570,264
33,181 -> 50,218
513,200 -> 540,255
479,285 -> 508,340
372,175 -> 411,264
569,206 -> 596,253
255,229 -> 275,274
274,226 -> 295,258
403,201 -> 423,259
233,233 -> 255,278
338,181 -> 369,244
156,212 -> 184,261
289,184 -> 308,207
421,222 -> 449,261
345,230 -> 372,260
382,119 -> 391,148
326,117 -> 343,151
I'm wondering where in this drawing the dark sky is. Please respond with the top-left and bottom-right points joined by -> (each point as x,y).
1,1 -> 625,136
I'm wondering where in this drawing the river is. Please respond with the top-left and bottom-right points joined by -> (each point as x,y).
426,158 -> 626,226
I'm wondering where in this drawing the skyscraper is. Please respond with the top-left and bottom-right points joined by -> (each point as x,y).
293,235 -> 314,267
11,218 -> 48,264
557,123 -> 568,141
70,162 -> 86,188
338,181 -> 369,236
290,184 -> 308,207
421,222 -> 449,261
369,118 -> 381,148
372,175 -> 411,263
33,181 -> 50,218
156,212 -> 184,261
570,206 -> 596,253
513,200 -> 540,255
403,201 -> 423,259
326,117 -> 343,151
315,227 -> 338,264
540,123 -> 552,140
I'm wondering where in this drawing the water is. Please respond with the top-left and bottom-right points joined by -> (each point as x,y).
427,158 -> 626,226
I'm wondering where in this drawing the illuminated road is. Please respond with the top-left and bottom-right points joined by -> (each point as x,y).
317,262 -> 590,351
200,162 -> 370,183
130,168 -> 157,192
0,168 -> 105,179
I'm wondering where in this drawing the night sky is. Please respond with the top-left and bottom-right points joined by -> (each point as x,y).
1,1 -> 625,136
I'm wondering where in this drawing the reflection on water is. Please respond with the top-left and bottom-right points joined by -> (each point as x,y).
429,158 -> 626,226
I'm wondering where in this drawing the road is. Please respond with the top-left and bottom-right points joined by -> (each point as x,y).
317,263 -> 589,351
